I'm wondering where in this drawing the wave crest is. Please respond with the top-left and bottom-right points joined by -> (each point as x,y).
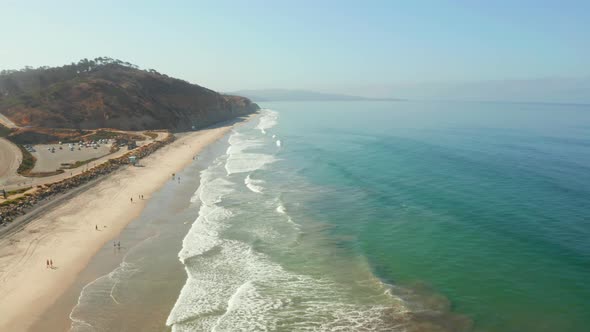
256,110 -> 279,134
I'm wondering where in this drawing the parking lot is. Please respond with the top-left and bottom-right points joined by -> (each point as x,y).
31,141 -> 113,172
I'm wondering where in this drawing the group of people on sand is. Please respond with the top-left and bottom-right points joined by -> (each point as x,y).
171,173 -> 181,183
46,259 -> 54,269
130,194 -> 145,203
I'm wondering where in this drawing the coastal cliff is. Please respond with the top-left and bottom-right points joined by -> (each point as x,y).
0,58 -> 259,131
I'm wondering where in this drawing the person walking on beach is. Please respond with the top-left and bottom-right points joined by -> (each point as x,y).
50,259 -> 53,268
46,259 -> 49,268
130,197 -> 133,203
95,225 -> 98,230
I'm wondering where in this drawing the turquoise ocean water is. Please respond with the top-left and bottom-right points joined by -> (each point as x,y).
166,101 -> 590,331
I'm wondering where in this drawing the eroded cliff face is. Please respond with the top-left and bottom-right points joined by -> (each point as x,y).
0,61 -> 259,131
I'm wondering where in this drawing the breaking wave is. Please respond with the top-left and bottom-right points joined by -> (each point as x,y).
256,109 -> 279,134
225,132 -> 277,175
245,174 -> 264,193
167,109 -> 471,332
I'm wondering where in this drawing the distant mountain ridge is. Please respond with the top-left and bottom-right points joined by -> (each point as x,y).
231,89 -> 403,102
0,57 -> 259,131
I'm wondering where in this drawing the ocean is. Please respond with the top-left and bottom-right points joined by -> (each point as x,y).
69,101 -> 590,332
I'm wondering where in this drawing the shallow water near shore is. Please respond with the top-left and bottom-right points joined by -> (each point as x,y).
31,134 -> 228,331
165,108 -> 474,332
45,101 -> 590,332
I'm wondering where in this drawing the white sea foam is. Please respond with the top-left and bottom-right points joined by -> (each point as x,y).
178,205 -> 232,262
190,157 -> 229,203
184,183 -> 233,262
168,240 -> 283,330
181,161 -> 236,262
276,139 -> 282,147
193,177 -> 235,205
245,174 -> 264,193
169,237 -> 407,331
225,131 -> 277,175
226,152 -> 277,175
226,132 -> 264,155
168,156 -> 241,329
169,239 -> 292,330
256,110 -> 279,134
275,201 -> 302,232
170,230 -> 408,330
169,119 -> 412,331
276,202 -> 286,214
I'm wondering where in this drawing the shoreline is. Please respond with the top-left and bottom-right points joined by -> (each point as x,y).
0,114 -> 256,332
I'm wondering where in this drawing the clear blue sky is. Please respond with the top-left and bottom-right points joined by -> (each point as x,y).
1,0 -> 589,101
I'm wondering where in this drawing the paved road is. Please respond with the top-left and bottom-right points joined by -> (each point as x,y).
0,112 -> 17,128
0,138 -> 22,186
0,112 -> 20,186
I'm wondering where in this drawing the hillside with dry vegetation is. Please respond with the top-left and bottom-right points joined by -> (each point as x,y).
0,57 -> 258,131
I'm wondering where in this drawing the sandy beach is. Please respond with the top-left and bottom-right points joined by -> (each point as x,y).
0,115 -> 254,332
